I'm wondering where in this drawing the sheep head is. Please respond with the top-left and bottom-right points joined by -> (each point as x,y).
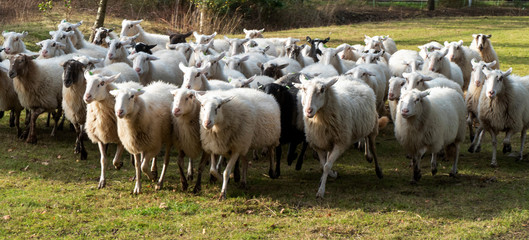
169,31 -> 193,44
260,62 -> 288,79
179,62 -> 211,90
483,68 -> 512,99
37,39 -> 66,59
170,87 -> 197,117
128,52 -> 159,75
243,28 -> 264,39
470,58 -> 496,88
444,40 -> 464,62
398,89 -> 429,119
120,19 -> 143,38
2,31 -> 28,54
472,33 -> 492,51
60,59 -> 86,88
93,27 -> 114,45
294,75 -> 338,118
110,86 -> 145,118
8,54 -> 36,79
402,72 -> 433,90
424,49 -> 448,73
83,71 -> 121,104
195,92 -> 234,129
388,77 -> 406,101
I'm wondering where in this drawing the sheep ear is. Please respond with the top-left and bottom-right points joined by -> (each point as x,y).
147,55 -> 159,61
211,32 -> 217,38
256,62 -> 263,69
243,29 -> 248,34
486,34 -> 492,38
0,64 -> 8,73
56,42 -> 66,49
471,58 -> 478,67
194,91 -> 207,102
148,44 -> 157,49
59,60 -> 67,67
402,72 -> 411,79
439,48 -> 448,58
299,74 -> 308,84
325,77 -> 338,88
277,63 -> 289,70
36,40 -> 44,47
21,31 -> 28,38
108,28 -> 114,33
444,41 -> 449,47
131,19 -> 143,25
245,75 -> 256,86
134,89 -> 145,96
240,55 -> 250,62
199,62 -> 211,73
170,89 -> 178,96
335,46 -> 345,53
419,91 -> 430,99
503,68 -> 512,77
486,60 -> 497,68
109,90 -> 120,97
482,68 -> 492,76
306,36 -> 312,42
259,28 -> 265,33
472,34 -> 478,39
323,37 -> 330,43
422,76 -> 433,81
105,73 -> 121,83
257,82 -> 264,89
49,31 -> 56,37
217,52 -> 226,60
2,31 -> 8,37
179,62 -> 188,72
241,38 -> 250,44
263,45 -> 270,52
457,40 -> 463,46
293,83 -> 303,89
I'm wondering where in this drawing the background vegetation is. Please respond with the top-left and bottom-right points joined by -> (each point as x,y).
1,12 -> 529,238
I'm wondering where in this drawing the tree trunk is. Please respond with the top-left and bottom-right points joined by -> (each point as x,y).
428,0 -> 435,11
89,0 -> 109,42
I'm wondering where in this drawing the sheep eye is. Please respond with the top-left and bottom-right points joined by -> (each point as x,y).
129,95 -> 134,99
400,82 -> 405,86
100,82 -> 105,87
195,73 -> 201,77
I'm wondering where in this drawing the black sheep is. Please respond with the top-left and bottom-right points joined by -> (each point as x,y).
132,42 -> 157,55
306,36 -> 330,63
258,82 -> 309,178
169,31 -> 193,44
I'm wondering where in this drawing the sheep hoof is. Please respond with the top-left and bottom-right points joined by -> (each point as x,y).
316,191 -> 325,199
469,135 -> 474,142
74,146 -> 80,154
375,167 -> 383,179
187,174 -> 194,181
155,184 -> 162,191
26,136 -> 37,144
80,150 -> 88,160
98,180 -> 106,189
490,162 -> 498,168
151,170 -> 158,181
365,155 -> 373,163
181,181 -> 188,192
209,174 -> 218,183
503,144 -> 512,154
449,171 -> 458,177
475,145 -> 481,153
193,185 -> 201,194
0,111 -> 3,119
295,162 -> 303,171
114,161 -> 123,170
413,170 -> 422,182
133,189 -> 141,195
468,145 -> 475,153
268,169 -> 278,179
329,170 -> 338,179
19,131 -> 29,140
287,153 -> 298,166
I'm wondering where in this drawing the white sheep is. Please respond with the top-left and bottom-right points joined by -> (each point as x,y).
170,87 -> 211,193
418,41 -> 443,60
388,76 -> 406,121
188,40 -> 218,67
57,20 -> 84,49
475,68 -> 529,166
83,71 -> 142,189
364,35 -> 398,54
179,62 -> 234,91
444,40 -> 482,90
195,52 -> 246,81
92,27 -> 118,47
7,54 -> 66,143
337,43 -> 364,62
345,65 -> 388,116
294,76 -> 382,198
119,19 -> 168,52
422,48 -> 464,88
225,54 -> 267,78
1,31 -> 35,60
166,42 -> 193,62
0,61 -> 23,136
388,49 -> 423,77
36,39 -> 66,59
229,75 -> 274,89
195,88 -> 281,199
300,63 -> 339,78
110,81 -> 177,193
356,49 -> 390,66
402,72 -> 463,96
319,45 -> 355,74
470,34 -> 500,69
286,44 -> 314,68
128,51 -> 185,86
466,59 -> 497,151
193,31 -> 230,53
51,29 -> 107,59
225,37 -> 250,57
104,36 -> 138,67
394,87 -> 466,182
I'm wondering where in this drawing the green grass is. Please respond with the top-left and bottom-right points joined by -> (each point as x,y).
3,15 -> 529,238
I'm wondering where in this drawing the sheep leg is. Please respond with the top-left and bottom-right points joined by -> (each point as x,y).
73,124 -> 81,154
503,131 -> 513,154
220,153 -> 240,200
270,145 -> 281,179
155,145 -> 172,191
0,110 -> 3,119
209,154 -> 222,182
150,157 -> 158,180
273,147 -> 280,178
45,112 -> 51,127
175,150 -> 188,191
367,133 -> 383,179
26,108 -> 44,144
233,159 -> 241,183
112,144 -> 125,170
97,142 -> 108,189
133,154 -> 142,194
14,110 -> 21,137
468,127 -> 484,153
430,153 -> 438,176
187,157 -> 194,181
8,110 -> 13,127
316,146 -> 346,198
50,107 -> 62,137
490,131 -> 498,167
79,126 -> 87,160
295,140 -> 308,171
517,129 -> 526,161
286,142 -> 298,166
141,154 -> 155,181
364,137 -> 374,163
193,152 -> 210,194
411,153 -> 422,184
24,109 -> 30,126
57,113 -> 66,131
240,154 -> 249,189
467,114 -> 475,142
447,143 -> 459,177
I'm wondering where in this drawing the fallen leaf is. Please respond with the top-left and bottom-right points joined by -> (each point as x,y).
159,202 -> 168,209
2,215 -> 11,220
245,210 -> 254,214
280,208 -> 285,214
57,155 -> 62,159
7,148 -> 13,152
327,213 -> 332,217
41,162 -> 49,166
21,165 -> 29,171
221,214 -> 227,218
8,171 -> 15,174
202,228 -> 206,234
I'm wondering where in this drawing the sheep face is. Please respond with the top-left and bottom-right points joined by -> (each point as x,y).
110,88 -> 144,118
193,31 -> 217,44
107,39 -> 127,60
171,88 -> 197,117
472,34 -> 492,51
195,94 -> 233,129
167,43 -> 192,57
198,53 -> 224,77
229,77 -> 254,88
346,67 -> 375,83
261,62 -> 288,79
37,39 -> 65,58
2,31 -> 28,55
133,42 -> 157,55
319,46 -> 344,67
306,36 -> 330,60
179,62 -> 210,90
57,20 -> 82,32
93,27 -> 113,45
356,50 -> 382,64
128,52 -> 158,75
402,72 -> 432,91
8,54 -> 33,79
225,55 -> 249,72
424,49 -> 448,73
61,59 -> 85,88
444,40 -> 464,62
227,38 -> 249,57
83,72 -> 121,104
243,28 -> 264,39
295,76 -> 338,118
285,44 -> 300,59
388,77 -> 406,101
483,68 -> 512,99
169,31 -> 193,44
51,30 -> 75,45
403,59 -> 423,73
470,59 -> 496,88
364,35 -> 384,52
398,90 -> 429,119
120,19 -> 143,38
261,83 -> 290,106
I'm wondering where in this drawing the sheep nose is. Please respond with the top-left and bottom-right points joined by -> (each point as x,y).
173,108 -> 180,116
388,93 -> 394,99
306,107 -> 313,114
117,109 -> 124,117
185,85 -> 191,89
204,120 -> 212,128
135,68 -> 141,73
488,90 -> 495,96
108,53 -> 113,59
402,108 -> 409,114
84,93 -> 92,100
5,47 -> 10,53
43,50 -> 48,55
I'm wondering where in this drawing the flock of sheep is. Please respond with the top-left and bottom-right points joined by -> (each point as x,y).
0,18 -> 521,199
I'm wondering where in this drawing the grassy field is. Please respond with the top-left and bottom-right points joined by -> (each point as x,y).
2,15 -> 529,238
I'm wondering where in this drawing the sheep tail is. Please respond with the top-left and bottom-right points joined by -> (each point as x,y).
378,116 -> 389,130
